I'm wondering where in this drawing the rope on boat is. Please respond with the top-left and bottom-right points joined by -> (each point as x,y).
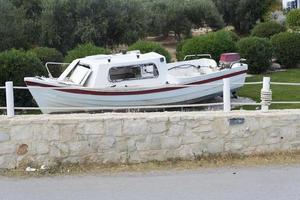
261,90 -> 272,106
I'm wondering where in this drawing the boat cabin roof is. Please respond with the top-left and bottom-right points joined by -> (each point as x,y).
78,51 -> 166,67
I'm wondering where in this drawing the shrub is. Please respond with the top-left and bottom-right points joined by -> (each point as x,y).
29,47 -> 64,78
227,31 -> 240,42
251,21 -> 286,38
176,39 -> 187,62
286,9 -> 300,31
271,32 -> 300,68
237,37 -> 273,74
64,43 -> 110,63
178,30 -> 237,61
128,40 -> 171,63
0,49 -> 45,107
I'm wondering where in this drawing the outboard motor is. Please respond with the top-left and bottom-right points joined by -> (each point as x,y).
219,53 -> 241,69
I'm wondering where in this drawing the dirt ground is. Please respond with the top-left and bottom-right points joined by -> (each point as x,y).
2,152 -> 300,178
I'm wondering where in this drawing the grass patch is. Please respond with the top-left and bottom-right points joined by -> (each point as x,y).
237,69 -> 300,109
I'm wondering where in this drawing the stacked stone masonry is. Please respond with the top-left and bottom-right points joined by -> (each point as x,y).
0,110 -> 300,169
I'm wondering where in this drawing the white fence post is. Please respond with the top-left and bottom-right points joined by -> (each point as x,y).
5,81 -> 14,117
261,77 -> 272,112
223,78 -> 231,112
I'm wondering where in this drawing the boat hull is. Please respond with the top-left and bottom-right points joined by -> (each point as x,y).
25,68 -> 247,114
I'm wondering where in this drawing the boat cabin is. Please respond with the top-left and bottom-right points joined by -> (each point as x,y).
57,51 -> 168,88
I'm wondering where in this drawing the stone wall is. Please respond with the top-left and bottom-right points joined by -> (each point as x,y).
0,110 -> 300,169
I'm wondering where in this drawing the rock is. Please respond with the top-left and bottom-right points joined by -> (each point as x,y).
41,124 -> 60,141
0,132 -> 9,142
270,63 -> 282,71
167,124 -> 185,136
99,137 -> 116,150
10,126 -> 33,140
161,137 -> 181,149
148,122 -> 168,134
84,122 -> 104,135
0,143 -> 16,154
192,124 -> 212,134
0,155 -> 16,169
34,142 -> 50,155
60,125 -> 77,142
206,140 -> 224,154
123,119 -> 148,136
147,136 -> 161,150
17,144 -> 28,155
105,119 -> 122,136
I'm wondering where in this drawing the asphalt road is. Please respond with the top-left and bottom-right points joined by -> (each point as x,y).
1,165 -> 300,200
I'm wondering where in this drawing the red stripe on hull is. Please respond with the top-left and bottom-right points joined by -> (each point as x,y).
25,70 -> 247,96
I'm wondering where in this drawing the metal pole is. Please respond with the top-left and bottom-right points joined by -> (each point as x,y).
223,78 -> 231,112
261,77 -> 271,112
5,81 -> 14,117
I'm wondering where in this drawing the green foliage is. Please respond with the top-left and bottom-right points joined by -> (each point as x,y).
176,40 -> 186,62
213,0 -> 276,33
0,49 -> 45,107
251,21 -> 286,38
271,32 -> 300,68
0,0 -> 28,51
0,0 -> 277,53
0,0 -> 43,51
286,9 -> 300,31
237,37 -> 273,74
64,43 -> 110,63
226,31 -> 240,42
178,30 -> 237,61
146,0 -> 224,39
29,47 -> 63,77
128,40 -> 171,62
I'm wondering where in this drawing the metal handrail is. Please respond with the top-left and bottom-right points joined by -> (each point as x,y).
184,54 -> 212,61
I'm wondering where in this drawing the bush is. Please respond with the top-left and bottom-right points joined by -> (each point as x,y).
271,32 -> 300,68
286,9 -> 300,31
29,47 -> 64,78
251,21 -> 286,38
0,49 -> 45,107
64,43 -> 110,63
227,31 -> 240,42
237,37 -> 273,74
128,40 -> 172,63
176,39 -> 187,62
178,30 -> 237,61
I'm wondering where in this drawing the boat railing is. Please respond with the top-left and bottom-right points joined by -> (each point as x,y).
184,54 -> 212,61
45,62 -> 70,78
1,77 -> 300,117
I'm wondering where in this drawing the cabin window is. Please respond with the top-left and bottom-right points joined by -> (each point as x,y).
66,63 -> 92,85
109,63 -> 159,82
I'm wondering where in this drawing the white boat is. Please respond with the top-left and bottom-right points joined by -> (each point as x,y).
24,51 -> 248,114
